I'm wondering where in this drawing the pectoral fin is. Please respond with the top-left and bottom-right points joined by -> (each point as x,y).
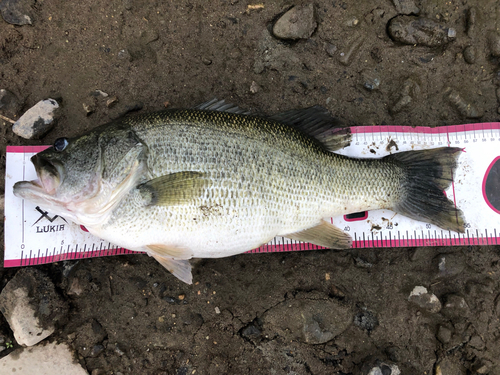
152,255 -> 193,285
138,171 -> 207,206
284,220 -> 352,249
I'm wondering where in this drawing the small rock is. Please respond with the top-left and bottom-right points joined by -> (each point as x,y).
114,343 -> 126,356
90,344 -> 105,357
12,98 -> 59,139
339,35 -> 365,66
0,268 -> 68,346
104,96 -> 118,108
436,325 -> 452,344
433,252 -> 465,279
463,46 -> 476,64
325,42 -> 337,57
469,335 -> 485,350
360,359 -> 401,375
240,319 -> 262,340
117,49 -> 131,61
408,286 -> 441,313
487,31 -> 500,57
446,89 -> 482,118
354,256 -> 373,268
91,89 -> 109,98
249,81 -> 260,94
466,7 -> 478,38
392,0 -> 419,15
354,309 -> 379,332
472,359 -> 492,374
0,89 -> 22,118
435,357 -> 467,375
272,4 -> 317,40
441,294 -> 469,319
388,16 -> 456,47
345,16 -> 359,27
262,292 -> 352,344
201,57 -> 212,65
0,342 -> 87,375
83,100 -> 96,116
362,69 -> 381,91
0,0 -> 33,25
390,77 -> 420,114
67,277 -> 84,296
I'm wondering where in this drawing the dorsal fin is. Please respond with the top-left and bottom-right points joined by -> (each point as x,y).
193,98 -> 251,115
270,106 -> 351,151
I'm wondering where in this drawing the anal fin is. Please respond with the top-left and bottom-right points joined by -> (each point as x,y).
284,220 -> 352,249
152,255 -> 193,285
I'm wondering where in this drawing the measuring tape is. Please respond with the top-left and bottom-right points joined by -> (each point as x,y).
4,123 -> 500,267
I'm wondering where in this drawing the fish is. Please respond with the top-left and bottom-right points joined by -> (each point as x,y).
13,99 -> 465,284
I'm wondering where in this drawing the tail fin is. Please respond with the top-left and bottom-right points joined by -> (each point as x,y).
388,147 -> 465,233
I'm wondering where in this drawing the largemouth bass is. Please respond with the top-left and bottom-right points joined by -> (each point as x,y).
13,100 -> 465,284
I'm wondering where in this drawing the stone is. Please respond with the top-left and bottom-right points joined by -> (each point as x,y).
106,96 -> 119,108
0,89 -> 22,118
390,77 -> 420,114
469,335 -> 485,350
362,69 -> 381,91
0,0 -> 33,25
83,100 -> 96,116
408,286 -> 441,313
487,31 -> 500,57
463,46 -> 476,64
466,7 -> 478,38
388,16 -> 456,47
392,0 -> 419,15
272,4 -> 317,40
446,89 -> 482,118
435,357 -> 466,375
12,98 -> 60,139
325,42 -> 337,57
262,292 -> 352,344
249,81 -> 260,94
0,268 -> 68,346
0,342 -> 87,375
436,325 -> 452,344
354,309 -> 379,332
433,252 -> 465,279
441,294 -> 469,319
360,358 -> 401,375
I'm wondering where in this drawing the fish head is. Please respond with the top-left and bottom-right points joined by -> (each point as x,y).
13,124 -> 147,225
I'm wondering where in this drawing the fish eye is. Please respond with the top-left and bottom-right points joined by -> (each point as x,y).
53,137 -> 69,152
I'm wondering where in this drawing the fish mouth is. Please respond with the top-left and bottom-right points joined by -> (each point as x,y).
31,154 -> 64,195
13,154 -> 63,200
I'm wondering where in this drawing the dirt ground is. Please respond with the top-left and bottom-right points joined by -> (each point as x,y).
1,0 -> 500,374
